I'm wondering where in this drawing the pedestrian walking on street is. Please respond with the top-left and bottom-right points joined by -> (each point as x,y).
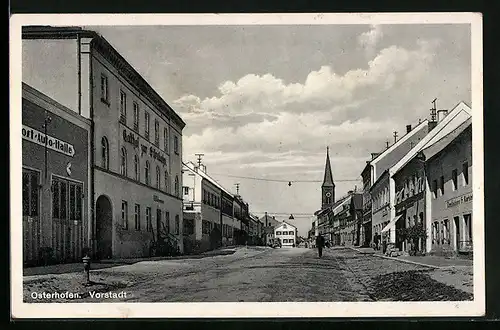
315,234 -> 325,258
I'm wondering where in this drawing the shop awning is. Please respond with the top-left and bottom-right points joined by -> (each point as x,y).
381,214 -> 403,233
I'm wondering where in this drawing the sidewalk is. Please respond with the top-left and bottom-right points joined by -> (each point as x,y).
349,246 -> 472,269
23,246 -> 256,277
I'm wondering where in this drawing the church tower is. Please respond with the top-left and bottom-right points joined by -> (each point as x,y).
321,147 -> 335,209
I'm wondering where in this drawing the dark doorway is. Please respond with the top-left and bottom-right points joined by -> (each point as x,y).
96,195 -> 113,260
454,216 -> 460,252
156,208 -> 162,240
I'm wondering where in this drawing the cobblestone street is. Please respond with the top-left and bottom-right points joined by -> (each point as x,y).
23,247 -> 473,303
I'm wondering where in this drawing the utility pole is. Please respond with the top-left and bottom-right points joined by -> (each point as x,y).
235,183 -> 240,196
393,131 -> 398,143
195,153 -> 204,168
42,113 -> 52,180
430,98 -> 437,122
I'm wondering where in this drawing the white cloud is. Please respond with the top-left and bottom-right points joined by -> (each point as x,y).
358,24 -> 384,53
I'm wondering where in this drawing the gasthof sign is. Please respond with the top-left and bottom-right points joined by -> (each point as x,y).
22,125 -> 75,157
445,192 -> 473,209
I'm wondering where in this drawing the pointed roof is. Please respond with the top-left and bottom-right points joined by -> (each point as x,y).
322,147 -> 335,187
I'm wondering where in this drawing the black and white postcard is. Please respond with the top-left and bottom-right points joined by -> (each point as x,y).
9,13 -> 484,318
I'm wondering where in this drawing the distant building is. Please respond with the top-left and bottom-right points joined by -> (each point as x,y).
330,191 -> 363,246
274,221 -> 297,247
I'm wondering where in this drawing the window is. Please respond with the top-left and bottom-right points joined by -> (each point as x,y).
146,207 -> 152,232
439,176 -> 444,196
432,180 -> 437,198
164,128 -> 169,152
120,90 -> 127,124
52,178 -> 83,221
174,136 -> 179,154
175,215 -> 180,235
133,102 -> 139,131
100,74 -> 109,104
154,119 -> 160,146
184,219 -> 195,235
276,231 -> 282,235
463,162 -> 469,186
145,111 -> 150,141
134,204 -> 141,231
134,155 -> 140,181
464,214 -> 472,243
183,187 -> 189,195
145,161 -> 150,185
419,212 -> 424,224
120,147 -> 127,176
23,168 -> 39,217
452,169 -> 458,191
156,166 -> 161,189
443,219 -> 449,245
289,231 -> 294,235
165,211 -> 170,233
164,170 -> 169,193
121,201 -> 128,230
202,220 -> 211,235
101,137 -> 109,169
175,175 -> 180,197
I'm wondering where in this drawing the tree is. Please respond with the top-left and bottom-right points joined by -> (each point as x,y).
397,222 -> 428,256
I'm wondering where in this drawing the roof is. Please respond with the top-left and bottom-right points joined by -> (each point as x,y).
22,26 -> 186,130
389,102 -> 472,177
322,147 -> 335,187
263,227 -> 275,234
275,221 -> 297,230
352,193 -> 363,210
421,118 -> 472,161
183,162 -> 233,196
332,196 -> 351,215
370,119 -> 429,165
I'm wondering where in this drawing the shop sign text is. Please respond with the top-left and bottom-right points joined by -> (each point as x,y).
22,125 -> 75,157
446,192 -> 472,209
123,128 -> 167,165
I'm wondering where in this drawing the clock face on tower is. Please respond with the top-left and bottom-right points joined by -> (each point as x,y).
326,192 -> 331,197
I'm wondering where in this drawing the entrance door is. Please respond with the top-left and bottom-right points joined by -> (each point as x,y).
156,209 -> 162,240
454,216 -> 460,252
96,195 -> 113,260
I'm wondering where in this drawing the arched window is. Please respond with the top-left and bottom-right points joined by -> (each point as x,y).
120,147 -> 127,176
156,166 -> 161,189
174,175 -> 179,197
145,161 -> 150,185
101,137 -> 109,169
164,169 -> 169,193
134,155 -> 140,181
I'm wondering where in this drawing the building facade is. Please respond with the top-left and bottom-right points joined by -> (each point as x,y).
425,120 -> 472,256
22,83 -> 91,266
274,222 -> 297,247
23,27 -> 186,259
360,161 -> 373,247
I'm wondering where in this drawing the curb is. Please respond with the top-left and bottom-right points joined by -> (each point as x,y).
347,247 -> 441,269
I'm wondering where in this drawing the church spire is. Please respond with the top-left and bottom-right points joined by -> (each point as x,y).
322,147 -> 334,187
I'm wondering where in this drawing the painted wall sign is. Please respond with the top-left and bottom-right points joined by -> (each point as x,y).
446,192 -> 472,209
22,125 -> 75,157
123,127 -> 167,165
66,162 -> 72,176
153,195 -> 164,204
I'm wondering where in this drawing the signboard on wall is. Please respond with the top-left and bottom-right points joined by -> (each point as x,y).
22,125 -> 75,157
446,192 -> 472,209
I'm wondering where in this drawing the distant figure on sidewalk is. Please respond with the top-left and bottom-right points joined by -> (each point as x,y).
315,234 -> 325,258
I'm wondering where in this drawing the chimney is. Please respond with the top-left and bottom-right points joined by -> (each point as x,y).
437,110 -> 448,122
371,153 -> 380,160
406,125 -> 412,133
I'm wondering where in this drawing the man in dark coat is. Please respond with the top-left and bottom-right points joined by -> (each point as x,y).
315,235 -> 325,258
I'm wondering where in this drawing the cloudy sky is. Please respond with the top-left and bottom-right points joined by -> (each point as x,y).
88,24 -> 471,235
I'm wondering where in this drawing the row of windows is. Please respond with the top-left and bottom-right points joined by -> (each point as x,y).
203,189 -> 220,209
431,162 -> 469,199
120,201 -> 180,234
282,239 -> 295,244
432,214 -> 472,246
276,231 -> 295,236
101,74 -> 179,154
100,137 -> 180,197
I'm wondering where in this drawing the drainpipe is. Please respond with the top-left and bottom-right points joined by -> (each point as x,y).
89,38 -> 96,257
77,33 -> 82,116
